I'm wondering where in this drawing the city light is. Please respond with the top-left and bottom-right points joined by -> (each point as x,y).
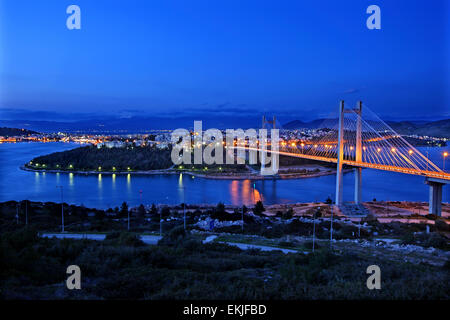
408,150 -> 413,155
98,166 -> 101,171
391,148 -> 396,153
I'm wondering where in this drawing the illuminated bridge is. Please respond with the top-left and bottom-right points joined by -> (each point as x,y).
238,101 -> 449,216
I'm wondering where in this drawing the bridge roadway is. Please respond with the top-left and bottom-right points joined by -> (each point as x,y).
237,146 -> 450,181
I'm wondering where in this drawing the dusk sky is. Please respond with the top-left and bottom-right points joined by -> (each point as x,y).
0,0 -> 449,126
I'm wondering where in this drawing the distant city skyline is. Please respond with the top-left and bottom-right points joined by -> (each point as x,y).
1,0 -> 449,123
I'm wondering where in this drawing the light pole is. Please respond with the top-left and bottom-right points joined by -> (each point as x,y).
160,208 -> 162,236
312,207 -> 319,253
444,152 -> 448,171
56,186 -> 64,232
179,185 -> 186,230
241,206 -> 244,232
330,205 -> 334,249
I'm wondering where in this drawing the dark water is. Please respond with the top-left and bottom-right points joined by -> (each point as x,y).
0,142 -> 448,209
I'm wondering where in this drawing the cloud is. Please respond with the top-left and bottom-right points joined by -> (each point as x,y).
342,88 -> 360,94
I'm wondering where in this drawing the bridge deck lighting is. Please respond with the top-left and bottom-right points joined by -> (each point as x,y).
291,143 -> 296,147
363,146 -> 366,151
377,148 -> 381,152
300,143 -> 305,147
408,150 -> 413,155
391,148 -> 396,153
444,152 -> 448,157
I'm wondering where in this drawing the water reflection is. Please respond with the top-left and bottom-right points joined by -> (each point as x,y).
229,180 -> 263,206
69,173 -> 74,186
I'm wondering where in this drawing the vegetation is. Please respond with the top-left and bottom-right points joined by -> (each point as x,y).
1,227 -> 448,299
0,127 -> 39,137
25,145 -> 173,172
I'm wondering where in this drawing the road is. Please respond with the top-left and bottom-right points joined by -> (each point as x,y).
41,233 -> 162,245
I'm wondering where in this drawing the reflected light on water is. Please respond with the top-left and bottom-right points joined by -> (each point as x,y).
97,174 -> 102,189
229,180 -> 262,206
127,174 -> 131,190
69,173 -> 74,186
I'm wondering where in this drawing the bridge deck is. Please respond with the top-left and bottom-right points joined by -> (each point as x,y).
240,147 -> 450,181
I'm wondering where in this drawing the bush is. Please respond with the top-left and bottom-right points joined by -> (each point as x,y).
253,201 -> 265,216
158,225 -> 187,246
105,231 -> 145,247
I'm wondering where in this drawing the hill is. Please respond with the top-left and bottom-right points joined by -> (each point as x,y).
0,127 -> 39,137
283,119 -> 450,138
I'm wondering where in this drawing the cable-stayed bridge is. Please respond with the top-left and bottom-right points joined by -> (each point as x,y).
239,101 -> 449,216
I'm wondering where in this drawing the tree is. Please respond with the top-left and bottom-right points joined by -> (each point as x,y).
242,205 -> 248,214
216,202 -> 225,214
137,204 -> 146,216
120,202 -> 129,217
161,206 -> 171,218
283,208 -> 294,219
150,203 -> 158,215
325,196 -> 332,204
253,201 -> 265,215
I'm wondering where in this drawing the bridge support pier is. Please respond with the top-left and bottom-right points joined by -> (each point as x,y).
425,178 -> 448,216
354,167 -> 362,204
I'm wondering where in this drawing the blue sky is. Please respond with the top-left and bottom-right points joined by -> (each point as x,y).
0,0 -> 448,125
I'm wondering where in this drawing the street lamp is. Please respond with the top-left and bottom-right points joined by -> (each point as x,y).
444,152 -> 448,171
56,186 -> 64,232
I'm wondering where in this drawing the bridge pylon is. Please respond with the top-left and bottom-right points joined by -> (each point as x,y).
260,115 -> 277,175
335,101 -> 345,206
335,100 -> 363,206
354,101 -> 362,204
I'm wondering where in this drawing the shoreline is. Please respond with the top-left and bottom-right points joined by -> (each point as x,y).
20,165 -> 351,180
